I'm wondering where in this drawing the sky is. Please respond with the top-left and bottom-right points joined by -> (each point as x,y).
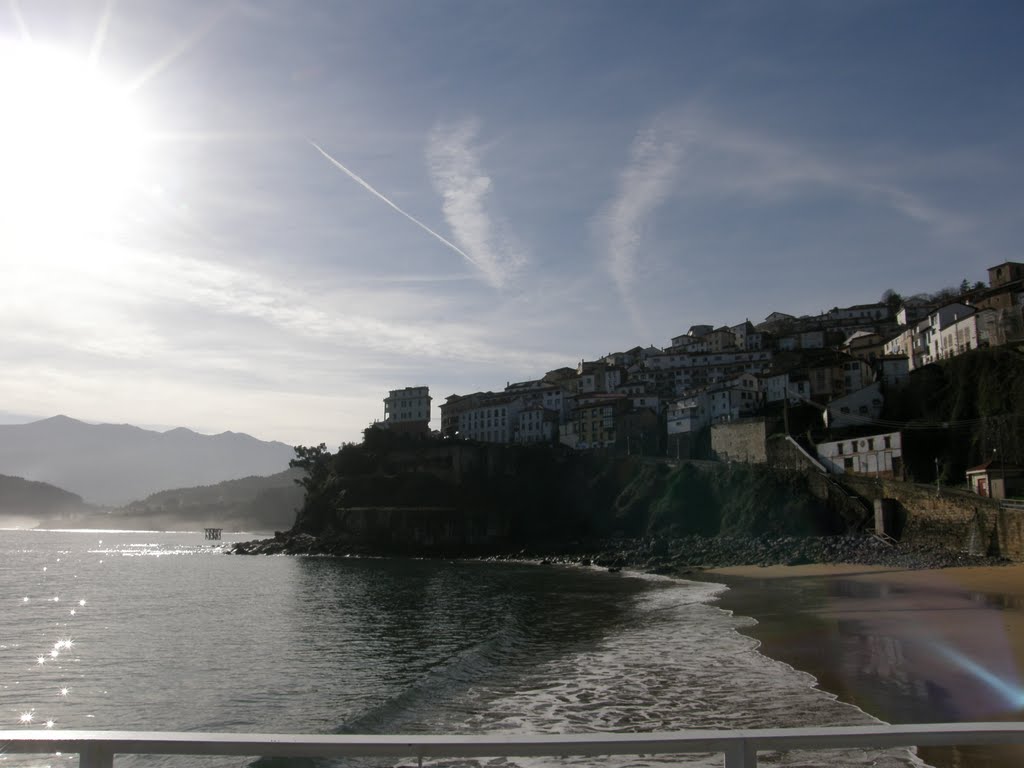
0,0 -> 1022,446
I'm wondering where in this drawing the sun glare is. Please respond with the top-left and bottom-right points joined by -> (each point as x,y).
0,41 -> 148,242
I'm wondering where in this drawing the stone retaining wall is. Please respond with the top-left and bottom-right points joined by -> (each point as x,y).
839,475 -> 1024,559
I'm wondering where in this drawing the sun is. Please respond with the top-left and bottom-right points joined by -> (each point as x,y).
0,41 -> 148,243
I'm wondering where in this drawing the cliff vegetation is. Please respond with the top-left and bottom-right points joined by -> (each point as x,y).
885,347 -> 1024,483
280,429 -> 846,555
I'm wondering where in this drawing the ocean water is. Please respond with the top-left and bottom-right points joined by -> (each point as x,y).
0,530 -> 922,768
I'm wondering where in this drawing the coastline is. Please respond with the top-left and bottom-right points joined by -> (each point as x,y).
699,563 -> 1024,768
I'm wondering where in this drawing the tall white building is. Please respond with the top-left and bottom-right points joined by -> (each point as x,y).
382,386 -> 432,434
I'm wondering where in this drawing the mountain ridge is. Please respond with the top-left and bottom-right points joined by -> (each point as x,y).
0,415 -> 296,506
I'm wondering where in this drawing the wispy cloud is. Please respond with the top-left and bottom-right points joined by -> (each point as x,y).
427,118 -> 525,288
667,110 -> 968,234
597,117 -> 688,324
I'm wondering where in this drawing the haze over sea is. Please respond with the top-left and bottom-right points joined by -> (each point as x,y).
2,530 -> 925,768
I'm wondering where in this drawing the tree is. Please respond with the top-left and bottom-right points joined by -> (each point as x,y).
289,443 -> 332,492
881,288 -> 903,312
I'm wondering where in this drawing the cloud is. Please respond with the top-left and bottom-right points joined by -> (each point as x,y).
665,110 -> 968,234
0,236 -> 563,374
427,118 -> 525,288
597,117 -> 688,322
594,108 -> 970,326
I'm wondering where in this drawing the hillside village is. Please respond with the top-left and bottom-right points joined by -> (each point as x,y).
377,262 -> 1024,499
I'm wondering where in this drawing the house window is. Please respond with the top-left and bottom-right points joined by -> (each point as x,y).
884,436 -> 892,449
868,438 -> 875,450
837,443 -> 844,455
844,458 -> 854,470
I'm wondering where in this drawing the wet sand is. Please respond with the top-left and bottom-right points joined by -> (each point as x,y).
700,563 -> 1024,768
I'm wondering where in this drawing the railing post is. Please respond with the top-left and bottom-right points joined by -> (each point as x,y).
723,739 -> 757,768
79,743 -> 114,768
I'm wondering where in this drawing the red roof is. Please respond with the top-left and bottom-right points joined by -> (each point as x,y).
966,459 -> 1024,474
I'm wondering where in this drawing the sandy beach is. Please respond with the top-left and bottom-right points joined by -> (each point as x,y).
702,563 -> 1024,768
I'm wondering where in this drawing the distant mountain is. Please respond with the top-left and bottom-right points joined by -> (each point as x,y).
117,469 -> 305,531
0,416 -> 296,505
0,473 -> 96,527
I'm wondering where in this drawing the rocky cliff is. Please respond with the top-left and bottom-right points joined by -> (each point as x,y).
236,431 -> 851,557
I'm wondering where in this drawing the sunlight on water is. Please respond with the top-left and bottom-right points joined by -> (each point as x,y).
0,531 -> 928,768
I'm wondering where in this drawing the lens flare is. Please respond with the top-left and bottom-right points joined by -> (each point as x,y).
19,711 -> 34,724
929,641 -> 1024,709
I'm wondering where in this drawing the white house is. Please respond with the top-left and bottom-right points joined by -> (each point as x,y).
458,395 -> 522,443
839,358 -> 873,394
827,303 -> 891,323
825,382 -> 883,429
937,308 -> 996,360
896,303 -> 934,327
816,431 -> 903,477
763,372 -> 812,404
877,355 -> 910,388
382,386 -> 432,433
516,406 -> 557,444
707,375 -> 761,423
883,328 -> 913,358
667,392 -> 711,435
800,330 -> 825,349
729,321 -> 753,350
923,303 -> 975,365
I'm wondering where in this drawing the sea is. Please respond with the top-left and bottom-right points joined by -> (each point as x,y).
0,529 -> 924,768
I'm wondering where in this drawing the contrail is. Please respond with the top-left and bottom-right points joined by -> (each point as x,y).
88,0 -> 117,67
9,0 -> 32,42
309,140 -> 481,271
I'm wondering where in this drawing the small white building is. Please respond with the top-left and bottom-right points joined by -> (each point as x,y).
966,460 -> 1024,500
816,431 -> 903,477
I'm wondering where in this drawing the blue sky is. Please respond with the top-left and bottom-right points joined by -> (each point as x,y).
0,0 -> 1021,445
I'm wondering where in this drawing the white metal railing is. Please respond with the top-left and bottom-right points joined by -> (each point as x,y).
4,724 -> 1024,768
